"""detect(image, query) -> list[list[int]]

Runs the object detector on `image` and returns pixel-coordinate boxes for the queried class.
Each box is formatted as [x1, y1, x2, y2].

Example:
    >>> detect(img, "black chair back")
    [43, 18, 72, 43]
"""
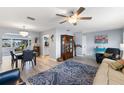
[10, 51, 15, 60]
[23, 50, 34, 62]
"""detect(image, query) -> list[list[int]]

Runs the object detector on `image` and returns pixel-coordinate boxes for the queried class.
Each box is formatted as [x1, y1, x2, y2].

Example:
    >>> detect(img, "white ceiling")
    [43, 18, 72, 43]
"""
[0, 7, 124, 33]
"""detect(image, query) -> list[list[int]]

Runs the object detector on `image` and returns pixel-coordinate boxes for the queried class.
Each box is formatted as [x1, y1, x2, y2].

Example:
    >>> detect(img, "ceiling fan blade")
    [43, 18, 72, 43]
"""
[56, 14, 67, 17]
[79, 17, 92, 20]
[76, 7, 85, 15]
[59, 20, 67, 24]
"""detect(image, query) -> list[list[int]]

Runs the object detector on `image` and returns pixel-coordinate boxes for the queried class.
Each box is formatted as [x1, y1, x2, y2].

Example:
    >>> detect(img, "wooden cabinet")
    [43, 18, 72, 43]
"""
[61, 35, 74, 60]
[33, 46, 40, 56]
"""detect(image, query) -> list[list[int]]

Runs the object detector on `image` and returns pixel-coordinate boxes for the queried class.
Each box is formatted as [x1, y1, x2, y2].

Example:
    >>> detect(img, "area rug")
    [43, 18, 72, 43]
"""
[27, 61, 98, 85]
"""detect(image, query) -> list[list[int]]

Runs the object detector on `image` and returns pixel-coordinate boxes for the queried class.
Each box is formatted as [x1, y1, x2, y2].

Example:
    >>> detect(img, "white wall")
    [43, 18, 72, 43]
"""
[123, 28, 124, 43]
[74, 32, 83, 56]
[40, 28, 123, 59]
[0, 31, 2, 63]
[42, 34, 50, 56]
[28, 31, 40, 49]
[40, 28, 56, 59]
[40, 28, 123, 58]
[86, 29, 123, 55]
[74, 32, 87, 56]
[40, 28, 74, 59]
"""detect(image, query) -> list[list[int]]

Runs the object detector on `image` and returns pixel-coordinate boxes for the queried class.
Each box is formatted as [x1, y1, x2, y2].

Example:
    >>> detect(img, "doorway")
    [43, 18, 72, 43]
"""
[42, 34, 50, 56]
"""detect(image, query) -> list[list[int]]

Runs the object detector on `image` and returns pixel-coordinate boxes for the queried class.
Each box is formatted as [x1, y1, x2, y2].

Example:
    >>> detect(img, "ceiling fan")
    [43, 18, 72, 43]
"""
[56, 7, 92, 25]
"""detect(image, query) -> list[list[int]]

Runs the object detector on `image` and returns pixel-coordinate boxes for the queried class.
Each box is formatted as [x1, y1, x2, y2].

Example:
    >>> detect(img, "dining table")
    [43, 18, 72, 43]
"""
[14, 51, 37, 68]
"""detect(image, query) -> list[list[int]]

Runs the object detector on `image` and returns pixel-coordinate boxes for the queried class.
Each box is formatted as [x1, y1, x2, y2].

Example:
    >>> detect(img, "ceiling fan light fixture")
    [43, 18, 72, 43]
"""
[56, 7, 91, 25]
[68, 17, 77, 24]
[68, 14, 78, 24]
[73, 14, 78, 18]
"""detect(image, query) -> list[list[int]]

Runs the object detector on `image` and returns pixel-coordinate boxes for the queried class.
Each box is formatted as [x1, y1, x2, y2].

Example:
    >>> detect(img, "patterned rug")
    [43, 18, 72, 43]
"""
[27, 61, 98, 85]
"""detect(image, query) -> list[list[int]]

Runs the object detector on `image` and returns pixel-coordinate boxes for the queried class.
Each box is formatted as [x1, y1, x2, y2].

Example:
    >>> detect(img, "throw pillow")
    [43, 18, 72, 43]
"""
[117, 59, 124, 65]
[104, 53, 113, 57]
[109, 61, 124, 70]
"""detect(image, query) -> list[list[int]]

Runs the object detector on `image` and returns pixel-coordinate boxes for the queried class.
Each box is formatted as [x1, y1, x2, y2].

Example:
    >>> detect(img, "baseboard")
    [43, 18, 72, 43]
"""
[40, 55, 57, 61]
[49, 57, 57, 61]
[76, 55, 84, 57]
[40, 55, 49, 58]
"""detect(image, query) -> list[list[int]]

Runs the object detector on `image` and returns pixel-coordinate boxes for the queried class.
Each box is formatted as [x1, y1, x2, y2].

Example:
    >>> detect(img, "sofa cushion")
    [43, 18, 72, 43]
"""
[107, 59, 124, 85]
[93, 60, 109, 85]
[117, 59, 124, 64]
[108, 66, 124, 84]
[103, 58, 117, 63]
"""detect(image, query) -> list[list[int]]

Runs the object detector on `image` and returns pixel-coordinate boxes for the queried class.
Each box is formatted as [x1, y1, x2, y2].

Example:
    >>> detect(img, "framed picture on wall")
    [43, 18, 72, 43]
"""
[95, 35, 108, 44]
[2, 39, 12, 47]
[44, 36, 49, 47]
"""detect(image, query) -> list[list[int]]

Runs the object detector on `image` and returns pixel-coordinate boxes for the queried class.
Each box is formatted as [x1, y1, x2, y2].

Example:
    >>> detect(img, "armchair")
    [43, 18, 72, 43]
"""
[96, 48, 121, 63]
[0, 69, 25, 85]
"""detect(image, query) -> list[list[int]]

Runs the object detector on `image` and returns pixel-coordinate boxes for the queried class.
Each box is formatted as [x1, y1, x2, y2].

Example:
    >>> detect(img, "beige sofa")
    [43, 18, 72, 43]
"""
[93, 58, 124, 85]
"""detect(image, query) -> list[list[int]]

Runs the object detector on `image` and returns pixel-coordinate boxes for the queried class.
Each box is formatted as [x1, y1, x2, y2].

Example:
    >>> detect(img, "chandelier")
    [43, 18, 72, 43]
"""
[19, 26, 29, 37]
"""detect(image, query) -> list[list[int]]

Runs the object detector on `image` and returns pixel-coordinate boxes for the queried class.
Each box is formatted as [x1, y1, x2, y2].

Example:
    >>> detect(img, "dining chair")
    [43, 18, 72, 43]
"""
[10, 51, 18, 68]
[22, 50, 35, 69]
[10, 51, 23, 68]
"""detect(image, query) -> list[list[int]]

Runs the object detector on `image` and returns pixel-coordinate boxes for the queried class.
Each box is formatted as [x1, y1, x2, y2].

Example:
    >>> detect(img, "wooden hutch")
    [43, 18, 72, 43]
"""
[61, 35, 74, 60]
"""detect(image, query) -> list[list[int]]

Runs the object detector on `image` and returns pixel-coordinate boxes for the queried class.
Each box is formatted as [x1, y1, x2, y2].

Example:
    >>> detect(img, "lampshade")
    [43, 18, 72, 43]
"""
[120, 44, 124, 50]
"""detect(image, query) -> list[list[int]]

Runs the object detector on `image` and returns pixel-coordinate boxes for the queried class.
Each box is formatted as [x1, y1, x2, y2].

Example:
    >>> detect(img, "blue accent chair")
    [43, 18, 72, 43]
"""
[0, 69, 25, 85]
